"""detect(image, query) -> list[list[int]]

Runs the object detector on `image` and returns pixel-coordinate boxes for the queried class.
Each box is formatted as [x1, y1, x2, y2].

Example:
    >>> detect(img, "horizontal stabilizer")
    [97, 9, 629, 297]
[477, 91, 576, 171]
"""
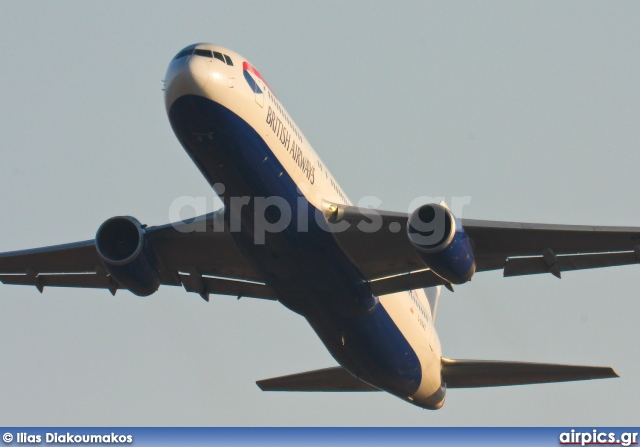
[441, 358, 618, 388]
[257, 367, 380, 392]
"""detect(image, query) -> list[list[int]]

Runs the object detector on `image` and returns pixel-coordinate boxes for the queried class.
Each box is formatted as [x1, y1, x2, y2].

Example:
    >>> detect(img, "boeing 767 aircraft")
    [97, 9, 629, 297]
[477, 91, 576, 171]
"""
[0, 43, 634, 409]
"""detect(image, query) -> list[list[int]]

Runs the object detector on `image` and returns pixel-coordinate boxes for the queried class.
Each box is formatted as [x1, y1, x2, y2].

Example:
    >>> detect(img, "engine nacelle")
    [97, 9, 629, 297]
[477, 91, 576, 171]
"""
[95, 216, 160, 297]
[407, 204, 475, 284]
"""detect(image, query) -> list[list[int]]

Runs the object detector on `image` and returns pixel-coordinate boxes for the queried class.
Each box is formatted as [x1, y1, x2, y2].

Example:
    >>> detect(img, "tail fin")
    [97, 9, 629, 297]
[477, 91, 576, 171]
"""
[424, 285, 441, 323]
[441, 358, 618, 388]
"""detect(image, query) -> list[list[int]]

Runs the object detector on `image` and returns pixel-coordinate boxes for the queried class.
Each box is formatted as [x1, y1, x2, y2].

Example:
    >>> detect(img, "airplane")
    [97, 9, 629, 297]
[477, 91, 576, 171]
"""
[0, 42, 636, 410]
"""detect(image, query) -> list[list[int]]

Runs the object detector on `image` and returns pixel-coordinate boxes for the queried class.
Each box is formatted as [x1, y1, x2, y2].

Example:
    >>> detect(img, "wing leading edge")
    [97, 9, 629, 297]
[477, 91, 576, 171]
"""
[0, 211, 276, 300]
[325, 204, 640, 294]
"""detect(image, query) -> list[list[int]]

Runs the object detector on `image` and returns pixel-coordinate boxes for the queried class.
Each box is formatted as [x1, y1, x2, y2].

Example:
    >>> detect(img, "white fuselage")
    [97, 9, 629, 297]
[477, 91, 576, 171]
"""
[164, 44, 443, 408]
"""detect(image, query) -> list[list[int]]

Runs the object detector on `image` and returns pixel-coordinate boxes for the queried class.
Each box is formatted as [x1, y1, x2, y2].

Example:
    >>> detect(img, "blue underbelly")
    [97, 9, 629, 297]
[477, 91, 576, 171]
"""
[168, 94, 422, 397]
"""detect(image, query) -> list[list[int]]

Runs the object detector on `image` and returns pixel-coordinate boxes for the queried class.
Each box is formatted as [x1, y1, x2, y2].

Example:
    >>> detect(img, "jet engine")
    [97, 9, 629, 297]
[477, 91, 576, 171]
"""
[95, 216, 160, 296]
[407, 204, 475, 284]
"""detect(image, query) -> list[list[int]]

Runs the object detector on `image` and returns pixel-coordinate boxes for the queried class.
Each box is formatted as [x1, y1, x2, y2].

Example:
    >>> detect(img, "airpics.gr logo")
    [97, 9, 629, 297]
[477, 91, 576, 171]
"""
[243, 61, 271, 95]
[559, 429, 638, 446]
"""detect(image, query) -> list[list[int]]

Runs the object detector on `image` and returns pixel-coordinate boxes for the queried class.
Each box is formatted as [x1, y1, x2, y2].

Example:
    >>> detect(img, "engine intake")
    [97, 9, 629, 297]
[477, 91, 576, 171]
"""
[95, 216, 160, 296]
[407, 204, 475, 284]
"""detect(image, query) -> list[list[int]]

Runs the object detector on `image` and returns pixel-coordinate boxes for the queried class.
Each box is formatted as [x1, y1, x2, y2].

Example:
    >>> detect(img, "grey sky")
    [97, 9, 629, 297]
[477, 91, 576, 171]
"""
[0, 1, 639, 426]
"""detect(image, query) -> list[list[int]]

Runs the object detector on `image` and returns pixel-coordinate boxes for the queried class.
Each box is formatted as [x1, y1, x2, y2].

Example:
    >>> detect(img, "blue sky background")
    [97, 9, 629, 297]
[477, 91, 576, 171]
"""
[0, 1, 639, 425]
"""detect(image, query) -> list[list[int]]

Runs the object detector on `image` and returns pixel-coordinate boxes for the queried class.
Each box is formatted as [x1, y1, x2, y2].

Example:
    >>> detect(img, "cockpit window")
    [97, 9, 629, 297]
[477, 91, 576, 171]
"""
[213, 51, 225, 63]
[194, 49, 213, 58]
[173, 45, 234, 66]
[173, 47, 195, 61]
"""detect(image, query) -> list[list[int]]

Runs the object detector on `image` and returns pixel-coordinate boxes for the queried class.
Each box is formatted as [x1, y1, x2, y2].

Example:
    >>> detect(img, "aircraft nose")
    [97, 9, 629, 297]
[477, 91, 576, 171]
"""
[164, 54, 210, 110]
[186, 55, 210, 89]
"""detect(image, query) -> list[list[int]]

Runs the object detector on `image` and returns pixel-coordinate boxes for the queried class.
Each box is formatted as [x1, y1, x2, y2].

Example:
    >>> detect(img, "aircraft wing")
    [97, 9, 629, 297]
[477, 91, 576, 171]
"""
[0, 211, 276, 300]
[326, 204, 640, 294]
[3, 204, 639, 298]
